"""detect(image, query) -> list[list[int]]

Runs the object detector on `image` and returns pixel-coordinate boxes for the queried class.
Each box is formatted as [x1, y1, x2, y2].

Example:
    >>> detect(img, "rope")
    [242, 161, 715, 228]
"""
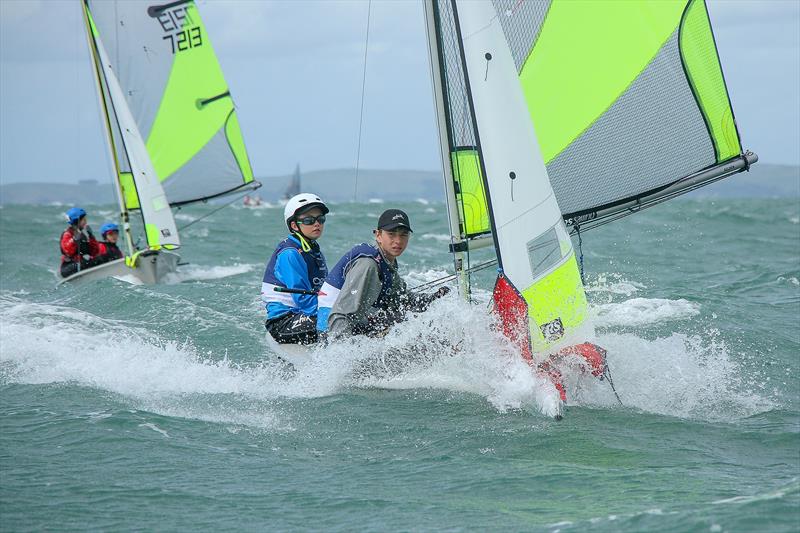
[353, 0, 372, 202]
[176, 191, 251, 232]
[603, 363, 623, 405]
[574, 222, 585, 284]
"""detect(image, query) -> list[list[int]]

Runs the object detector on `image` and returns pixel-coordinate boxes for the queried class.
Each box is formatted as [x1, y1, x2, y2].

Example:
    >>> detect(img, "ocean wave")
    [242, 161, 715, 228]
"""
[594, 297, 700, 327]
[420, 233, 452, 243]
[586, 273, 646, 296]
[162, 263, 256, 284]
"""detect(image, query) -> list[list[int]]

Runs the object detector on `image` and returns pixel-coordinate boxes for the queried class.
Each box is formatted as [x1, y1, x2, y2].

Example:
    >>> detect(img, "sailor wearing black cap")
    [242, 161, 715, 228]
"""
[316, 209, 449, 339]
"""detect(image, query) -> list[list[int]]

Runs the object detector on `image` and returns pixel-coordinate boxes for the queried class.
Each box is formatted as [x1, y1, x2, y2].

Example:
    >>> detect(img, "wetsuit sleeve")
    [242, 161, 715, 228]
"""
[328, 257, 383, 337]
[274, 249, 317, 315]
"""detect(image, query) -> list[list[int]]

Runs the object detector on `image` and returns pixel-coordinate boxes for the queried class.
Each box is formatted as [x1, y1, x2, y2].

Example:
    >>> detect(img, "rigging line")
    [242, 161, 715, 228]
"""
[603, 365, 623, 406]
[353, 0, 372, 202]
[574, 222, 585, 284]
[176, 191, 251, 232]
[410, 258, 498, 292]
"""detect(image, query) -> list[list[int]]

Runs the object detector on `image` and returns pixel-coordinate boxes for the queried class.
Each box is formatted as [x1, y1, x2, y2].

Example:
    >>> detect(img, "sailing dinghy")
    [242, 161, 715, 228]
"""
[423, 0, 756, 404]
[60, 0, 259, 286]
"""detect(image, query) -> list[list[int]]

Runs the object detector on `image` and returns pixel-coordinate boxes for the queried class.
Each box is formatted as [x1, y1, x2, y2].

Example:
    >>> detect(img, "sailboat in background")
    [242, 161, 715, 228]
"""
[423, 0, 756, 405]
[280, 163, 303, 205]
[60, 0, 260, 285]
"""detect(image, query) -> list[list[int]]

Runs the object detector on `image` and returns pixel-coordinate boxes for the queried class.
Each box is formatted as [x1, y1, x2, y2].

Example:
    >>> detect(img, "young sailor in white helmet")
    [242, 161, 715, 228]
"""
[317, 209, 449, 340]
[261, 193, 329, 344]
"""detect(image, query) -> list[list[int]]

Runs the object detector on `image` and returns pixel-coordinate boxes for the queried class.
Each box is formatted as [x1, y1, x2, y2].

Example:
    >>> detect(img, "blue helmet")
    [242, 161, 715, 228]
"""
[100, 222, 119, 236]
[66, 207, 86, 224]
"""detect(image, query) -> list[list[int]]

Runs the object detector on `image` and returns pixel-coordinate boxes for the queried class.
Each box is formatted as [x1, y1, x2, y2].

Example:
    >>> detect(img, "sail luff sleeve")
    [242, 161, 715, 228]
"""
[454, 0, 590, 353]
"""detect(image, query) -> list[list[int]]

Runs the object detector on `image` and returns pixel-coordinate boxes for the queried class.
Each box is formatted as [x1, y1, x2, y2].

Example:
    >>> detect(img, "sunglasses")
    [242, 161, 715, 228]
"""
[297, 214, 326, 226]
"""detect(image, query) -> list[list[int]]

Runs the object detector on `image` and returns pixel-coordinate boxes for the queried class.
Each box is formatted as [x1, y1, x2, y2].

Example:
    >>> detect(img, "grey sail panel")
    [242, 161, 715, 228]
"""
[547, 32, 716, 217]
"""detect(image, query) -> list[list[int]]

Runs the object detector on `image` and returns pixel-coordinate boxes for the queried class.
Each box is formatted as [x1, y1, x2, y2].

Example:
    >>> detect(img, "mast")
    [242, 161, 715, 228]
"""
[423, 0, 469, 298]
[81, 0, 134, 256]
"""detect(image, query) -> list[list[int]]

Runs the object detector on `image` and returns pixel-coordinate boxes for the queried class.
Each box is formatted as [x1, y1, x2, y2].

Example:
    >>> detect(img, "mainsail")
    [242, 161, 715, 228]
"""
[458, 0, 755, 231]
[426, 0, 589, 355]
[83, 0, 259, 224]
[424, 0, 755, 356]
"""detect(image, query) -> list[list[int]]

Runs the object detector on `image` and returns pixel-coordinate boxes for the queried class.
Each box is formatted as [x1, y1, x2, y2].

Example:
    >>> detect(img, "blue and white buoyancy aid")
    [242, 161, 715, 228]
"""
[316, 243, 394, 332]
[261, 235, 327, 319]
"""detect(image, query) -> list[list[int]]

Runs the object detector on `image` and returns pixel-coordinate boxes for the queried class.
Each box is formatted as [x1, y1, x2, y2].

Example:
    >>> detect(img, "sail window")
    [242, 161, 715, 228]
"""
[526, 222, 572, 281]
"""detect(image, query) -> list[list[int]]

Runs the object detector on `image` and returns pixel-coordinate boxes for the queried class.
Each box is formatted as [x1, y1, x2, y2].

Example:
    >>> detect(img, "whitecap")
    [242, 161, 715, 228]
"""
[594, 297, 700, 327]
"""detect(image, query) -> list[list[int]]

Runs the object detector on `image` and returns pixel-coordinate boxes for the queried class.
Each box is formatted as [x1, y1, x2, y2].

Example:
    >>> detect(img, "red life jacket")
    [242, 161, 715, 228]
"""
[60, 227, 100, 264]
[97, 241, 124, 260]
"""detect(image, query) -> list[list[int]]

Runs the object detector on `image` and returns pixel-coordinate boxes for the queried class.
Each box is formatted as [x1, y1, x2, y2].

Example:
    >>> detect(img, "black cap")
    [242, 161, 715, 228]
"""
[377, 209, 413, 232]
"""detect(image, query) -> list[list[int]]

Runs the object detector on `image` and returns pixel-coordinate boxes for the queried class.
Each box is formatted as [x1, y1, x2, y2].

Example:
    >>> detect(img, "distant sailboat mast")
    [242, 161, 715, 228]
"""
[283, 164, 302, 201]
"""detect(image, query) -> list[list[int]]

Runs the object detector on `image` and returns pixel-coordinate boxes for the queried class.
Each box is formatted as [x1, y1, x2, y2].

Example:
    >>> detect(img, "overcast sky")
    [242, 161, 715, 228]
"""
[1, 0, 798, 185]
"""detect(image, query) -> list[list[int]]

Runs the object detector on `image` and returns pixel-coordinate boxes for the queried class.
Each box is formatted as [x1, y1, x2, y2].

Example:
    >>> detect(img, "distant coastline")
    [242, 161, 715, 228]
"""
[1, 164, 797, 205]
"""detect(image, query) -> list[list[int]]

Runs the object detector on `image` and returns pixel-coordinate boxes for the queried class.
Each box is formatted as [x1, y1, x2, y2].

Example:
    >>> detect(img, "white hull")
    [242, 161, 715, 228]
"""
[56, 250, 180, 287]
[265, 334, 314, 368]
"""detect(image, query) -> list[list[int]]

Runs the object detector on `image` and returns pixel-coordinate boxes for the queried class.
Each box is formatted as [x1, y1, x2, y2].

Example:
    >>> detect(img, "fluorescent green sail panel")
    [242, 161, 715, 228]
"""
[521, 254, 588, 352]
[521, 0, 685, 164]
[119, 172, 140, 210]
[680, 0, 741, 161]
[146, 3, 232, 182]
[225, 112, 254, 183]
[451, 149, 490, 236]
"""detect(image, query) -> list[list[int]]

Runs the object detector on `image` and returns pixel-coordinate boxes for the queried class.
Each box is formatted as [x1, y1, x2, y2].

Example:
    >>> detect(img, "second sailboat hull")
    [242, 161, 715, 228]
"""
[56, 250, 180, 287]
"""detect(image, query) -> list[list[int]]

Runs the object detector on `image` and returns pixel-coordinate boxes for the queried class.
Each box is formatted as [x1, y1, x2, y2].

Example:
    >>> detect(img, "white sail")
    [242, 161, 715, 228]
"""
[426, 0, 590, 356]
[456, 0, 568, 293]
[92, 30, 180, 249]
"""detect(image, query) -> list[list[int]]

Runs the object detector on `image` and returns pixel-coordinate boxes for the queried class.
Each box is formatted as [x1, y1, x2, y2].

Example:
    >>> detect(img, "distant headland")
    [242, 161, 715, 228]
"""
[1, 164, 797, 205]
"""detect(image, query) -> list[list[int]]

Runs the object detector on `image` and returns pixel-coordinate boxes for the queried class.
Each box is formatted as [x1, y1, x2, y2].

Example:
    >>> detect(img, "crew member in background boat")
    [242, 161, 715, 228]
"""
[96, 222, 124, 263]
[59, 207, 102, 279]
[261, 193, 329, 344]
[317, 209, 449, 340]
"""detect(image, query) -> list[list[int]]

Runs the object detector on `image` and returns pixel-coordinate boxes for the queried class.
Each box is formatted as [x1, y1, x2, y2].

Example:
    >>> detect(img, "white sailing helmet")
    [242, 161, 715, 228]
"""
[284, 193, 329, 229]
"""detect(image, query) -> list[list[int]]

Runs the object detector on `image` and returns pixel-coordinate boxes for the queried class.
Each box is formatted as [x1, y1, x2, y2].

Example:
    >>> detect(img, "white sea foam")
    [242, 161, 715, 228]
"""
[290, 294, 564, 417]
[586, 273, 646, 297]
[184, 226, 209, 238]
[0, 279, 773, 427]
[584, 330, 772, 419]
[162, 263, 256, 284]
[594, 297, 700, 327]
[404, 268, 452, 288]
[0, 297, 289, 430]
[420, 233, 452, 243]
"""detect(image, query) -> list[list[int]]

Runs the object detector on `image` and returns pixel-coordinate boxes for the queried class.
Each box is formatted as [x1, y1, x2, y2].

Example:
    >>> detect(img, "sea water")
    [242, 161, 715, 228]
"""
[1, 198, 798, 531]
